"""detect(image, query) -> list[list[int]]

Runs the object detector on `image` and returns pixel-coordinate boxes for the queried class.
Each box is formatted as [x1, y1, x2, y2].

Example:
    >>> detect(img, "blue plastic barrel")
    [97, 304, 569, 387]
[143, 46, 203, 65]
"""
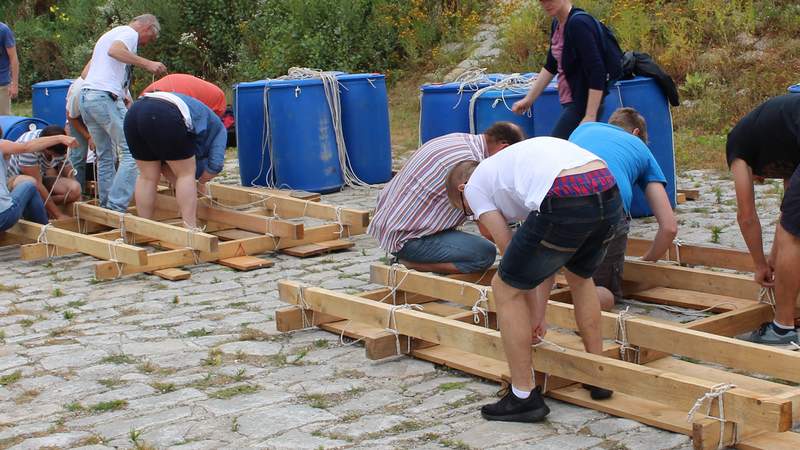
[788, 83, 800, 93]
[0, 116, 49, 141]
[419, 81, 493, 143]
[233, 80, 272, 186]
[32, 79, 73, 127]
[267, 78, 343, 193]
[531, 80, 561, 137]
[337, 73, 392, 184]
[470, 87, 535, 138]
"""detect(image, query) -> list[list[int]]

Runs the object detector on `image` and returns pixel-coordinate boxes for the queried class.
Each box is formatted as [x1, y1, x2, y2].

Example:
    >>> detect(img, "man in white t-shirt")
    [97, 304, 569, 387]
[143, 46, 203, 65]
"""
[446, 137, 623, 423]
[65, 75, 96, 194]
[79, 14, 166, 212]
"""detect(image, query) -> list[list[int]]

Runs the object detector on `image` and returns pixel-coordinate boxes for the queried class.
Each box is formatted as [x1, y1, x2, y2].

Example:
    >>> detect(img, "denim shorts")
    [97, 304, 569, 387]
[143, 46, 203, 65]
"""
[498, 186, 623, 290]
[781, 164, 800, 238]
[394, 229, 497, 274]
[591, 216, 630, 302]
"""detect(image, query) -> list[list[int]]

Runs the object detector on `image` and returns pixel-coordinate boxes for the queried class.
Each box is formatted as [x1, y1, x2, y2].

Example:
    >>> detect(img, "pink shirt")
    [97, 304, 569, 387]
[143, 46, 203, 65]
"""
[551, 22, 573, 104]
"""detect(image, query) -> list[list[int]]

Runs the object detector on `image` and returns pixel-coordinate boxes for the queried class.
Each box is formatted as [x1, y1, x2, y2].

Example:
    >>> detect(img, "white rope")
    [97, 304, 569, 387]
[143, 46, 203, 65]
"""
[106, 237, 126, 278]
[686, 383, 738, 449]
[384, 303, 424, 355]
[118, 213, 128, 243]
[621, 298, 737, 317]
[43, 148, 72, 209]
[184, 224, 206, 265]
[72, 202, 85, 234]
[334, 206, 346, 238]
[759, 287, 776, 314]
[468, 73, 534, 134]
[451, 68, 493, 110]
[36, 223, 54, 258]
[472, 287, 490, 328]
[296, 285, 315, 330]
[614, 307, 640, 363]
[377, 263, 411, 305]
[672, 238, 684, 265]
[532, 334, 568, 352]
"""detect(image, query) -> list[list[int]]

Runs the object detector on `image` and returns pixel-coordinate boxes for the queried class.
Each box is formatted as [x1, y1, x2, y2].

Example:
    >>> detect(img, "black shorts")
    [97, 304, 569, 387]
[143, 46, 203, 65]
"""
[780, 164, 800, 237]
[124, 97, 196, 162]
[591, 217, 630, 302]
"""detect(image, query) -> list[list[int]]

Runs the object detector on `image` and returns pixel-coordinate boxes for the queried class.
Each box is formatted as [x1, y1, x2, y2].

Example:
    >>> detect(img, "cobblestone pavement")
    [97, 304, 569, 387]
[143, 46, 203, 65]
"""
[0, 167, 787, 450]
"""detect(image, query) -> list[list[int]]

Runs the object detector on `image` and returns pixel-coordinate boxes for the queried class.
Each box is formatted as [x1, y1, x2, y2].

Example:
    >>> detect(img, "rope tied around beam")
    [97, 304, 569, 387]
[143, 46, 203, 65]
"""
[184, 223, 206, 265]
[118, 213, 129, 244]
[106, 238, 126, 278]
[378, 263, 410, 305]
[531, 334, 567, 353]
[686, 383, 739, 449]
[472, 287, 490, 328]
[334, 206, 348, 238]
[614, 306, 640, 364]
[671, 238, 684, 265]
[72, 202, 85, 234]
[36, 223, 55, 258]
[758, 287, 776, 314]
[384, 303, 424, 356]
[296, 284, 316, 330]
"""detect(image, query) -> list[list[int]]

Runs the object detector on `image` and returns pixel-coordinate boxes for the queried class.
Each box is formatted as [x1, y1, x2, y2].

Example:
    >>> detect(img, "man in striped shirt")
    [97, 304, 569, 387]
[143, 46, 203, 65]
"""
[368, 122, 524, 274]
[7, 126, 81, 220]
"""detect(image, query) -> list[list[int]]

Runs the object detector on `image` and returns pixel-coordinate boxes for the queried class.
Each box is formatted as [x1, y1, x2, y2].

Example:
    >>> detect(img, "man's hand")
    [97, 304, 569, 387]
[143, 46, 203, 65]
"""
[198, 170, 216, 184]
[87, 136, 96, 151]
[8, 82, 18, 99]
[511, 96, 534, 115]
[60, 135, 78, 148]
[532, 320, 548, 344]
[146, 61, 167, 76]
[754, 263, 774, 287]
[580, 114, 597, 125]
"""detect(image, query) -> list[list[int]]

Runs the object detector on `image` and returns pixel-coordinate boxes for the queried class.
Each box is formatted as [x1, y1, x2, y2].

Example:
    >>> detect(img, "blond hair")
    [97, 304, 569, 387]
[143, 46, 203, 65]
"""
[609, 107, 648, 143]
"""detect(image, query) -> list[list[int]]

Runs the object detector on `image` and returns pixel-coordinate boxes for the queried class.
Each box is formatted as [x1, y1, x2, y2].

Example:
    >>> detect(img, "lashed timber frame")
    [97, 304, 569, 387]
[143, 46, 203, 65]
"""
[276, 254, 800, 450]
[1, 185, 370, 280]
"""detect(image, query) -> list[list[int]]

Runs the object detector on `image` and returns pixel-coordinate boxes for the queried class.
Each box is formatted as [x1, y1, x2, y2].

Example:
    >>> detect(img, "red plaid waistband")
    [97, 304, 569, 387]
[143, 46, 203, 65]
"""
[547, 168, 616, 198]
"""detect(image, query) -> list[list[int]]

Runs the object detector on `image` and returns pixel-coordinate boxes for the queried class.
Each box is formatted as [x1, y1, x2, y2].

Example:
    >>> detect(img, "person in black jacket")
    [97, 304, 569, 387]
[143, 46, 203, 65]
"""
[512, 0, 608, 139]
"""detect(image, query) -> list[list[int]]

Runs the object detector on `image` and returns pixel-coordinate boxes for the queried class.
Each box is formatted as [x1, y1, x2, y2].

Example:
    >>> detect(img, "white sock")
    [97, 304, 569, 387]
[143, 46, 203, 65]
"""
[773, 320, 795, 331]
[511, 385, 531, 399]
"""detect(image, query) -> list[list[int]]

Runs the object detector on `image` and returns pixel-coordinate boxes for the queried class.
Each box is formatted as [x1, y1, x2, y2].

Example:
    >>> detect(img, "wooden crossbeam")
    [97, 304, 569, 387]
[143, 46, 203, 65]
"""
[205, 183, 370, 234]
[677, 188, 701, 201]
[8, 220, 147, 266]
[277, 280, 792, 432]
[627, 238, 754, 272]
[370, 265, 800, 383]
[76, 203, 218, 253]
[155, 194, 303, 239]
[622, 260, 759, 299]
[94, 223, 344, 279]
[20, 229, 155, 261]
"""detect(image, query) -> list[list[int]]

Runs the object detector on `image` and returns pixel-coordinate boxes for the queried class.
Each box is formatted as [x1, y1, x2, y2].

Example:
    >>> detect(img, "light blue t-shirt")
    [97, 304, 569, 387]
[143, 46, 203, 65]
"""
[569, 122, 666, 212]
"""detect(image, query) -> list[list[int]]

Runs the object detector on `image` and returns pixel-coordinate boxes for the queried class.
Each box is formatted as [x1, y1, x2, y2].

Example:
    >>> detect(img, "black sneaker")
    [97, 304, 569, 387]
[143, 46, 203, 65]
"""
[582, 384, 613, 400]
[480, 386, 550, 423]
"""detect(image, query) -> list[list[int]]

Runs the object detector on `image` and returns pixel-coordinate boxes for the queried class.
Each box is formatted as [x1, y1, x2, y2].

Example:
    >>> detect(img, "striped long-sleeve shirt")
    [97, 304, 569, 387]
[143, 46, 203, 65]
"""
[368, 133, 487, 253]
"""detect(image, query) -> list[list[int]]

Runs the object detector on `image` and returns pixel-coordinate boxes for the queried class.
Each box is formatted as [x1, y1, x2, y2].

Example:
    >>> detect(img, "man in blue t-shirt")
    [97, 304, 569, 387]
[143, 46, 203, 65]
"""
[570, 108, 677, 310]
[0, 22, 19, 115]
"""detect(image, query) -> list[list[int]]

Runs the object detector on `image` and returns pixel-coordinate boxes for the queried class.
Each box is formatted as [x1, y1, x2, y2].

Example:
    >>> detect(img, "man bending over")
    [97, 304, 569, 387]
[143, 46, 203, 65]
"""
[368, 122, 524, 274]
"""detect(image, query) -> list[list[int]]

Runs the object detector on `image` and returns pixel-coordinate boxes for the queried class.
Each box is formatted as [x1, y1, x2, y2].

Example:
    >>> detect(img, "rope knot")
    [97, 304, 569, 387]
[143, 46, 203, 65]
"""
[686, 383, 738, 449]
[472, 287, 490, 328]
[384, 303, 424, 355]
[615, 307, 640, 363]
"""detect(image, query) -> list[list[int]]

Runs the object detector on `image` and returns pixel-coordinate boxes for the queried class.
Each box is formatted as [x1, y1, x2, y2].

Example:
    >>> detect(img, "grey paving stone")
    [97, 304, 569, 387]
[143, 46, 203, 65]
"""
[328, 388, 401, 414]
[93, 406, 194, 439]
[127, 388, 207, 411]
[0, 421, 54, 440]
[326, 414, 410, 440]
[39, 348, 108, 370]
[608, 428, 691, 450]
[218, 340, 282, 356]
[407, 389, 474, 414]
[514, 435, 604, 450]
[81, 382, 157, 405]
[585, 417, 643, 437]
[166, 440, 226, 450]
[121, 339, 193, 356]
[451, 420, 554, 449]
[258, 429, 350, 449]
[236, 404, 337, 439]
[7, 432, 92, 450]
[198, 390, 292, 416]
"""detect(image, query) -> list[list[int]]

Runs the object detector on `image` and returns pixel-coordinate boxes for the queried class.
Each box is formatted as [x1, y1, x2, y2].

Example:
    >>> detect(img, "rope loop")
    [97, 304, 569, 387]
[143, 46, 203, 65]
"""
[384, 303, 424, 355]
[686, 383, 738, 449]
[472, 287, 490, 328]
[615, 307, 640, 364]
[758, 287, 776, 314]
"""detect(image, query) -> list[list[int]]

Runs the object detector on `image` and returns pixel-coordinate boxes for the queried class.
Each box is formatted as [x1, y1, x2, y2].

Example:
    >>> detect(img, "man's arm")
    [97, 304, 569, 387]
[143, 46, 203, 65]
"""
[476, 210, 513, 255]
[107, 41, 166, 75]
[512, 69, 555, 114]
[7, 45, 18, 98]
[0, 135, 77, 155]
[731, 158, 772, 286]
[68, 117, 95, 150]
[641, 182, 678, 261]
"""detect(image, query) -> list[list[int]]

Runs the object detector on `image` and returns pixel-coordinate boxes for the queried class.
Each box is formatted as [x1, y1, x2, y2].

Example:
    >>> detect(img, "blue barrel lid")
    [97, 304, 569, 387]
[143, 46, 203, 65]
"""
[32, 79, 74, 88]
[336, 73, 384, 81]
[788, 84, 800, 93]
[471, 87, 528, 100]
[420, 81, 495, 93]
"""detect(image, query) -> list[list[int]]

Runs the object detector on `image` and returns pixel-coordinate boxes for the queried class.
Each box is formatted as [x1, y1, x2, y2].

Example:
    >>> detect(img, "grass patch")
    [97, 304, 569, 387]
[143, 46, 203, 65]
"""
[0, 329, 5, 343]
[20, 318, 35, 327]
[440, 439, 472, 450]
[64, 402, 86, 412]
[313, 339, 330, 349]
[438, 382, 467, 392]
[63, 310, 76, 320]
[303, 393, 331, 409]
[151, 382, 176, 393]
[98, 378, 124, 388]
[90, 399, 128, 412]
[203, 348, 223, 366]
[0, 370, 22, 386]
[186, 328, 211, 337]
[66, 300, 86, 308]
[51, 287, 64, 297]
[102, 353, 136, 365]
[209, 384, 259, 399]
[239, 328, 274, 341]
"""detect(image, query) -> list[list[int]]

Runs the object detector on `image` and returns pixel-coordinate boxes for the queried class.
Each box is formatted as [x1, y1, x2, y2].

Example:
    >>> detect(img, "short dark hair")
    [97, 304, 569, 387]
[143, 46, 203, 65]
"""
[40, 125, 68, 155]
[445, 160, 479, 209]
[484, 121, 525, 146]
[608, 107, 648, 143]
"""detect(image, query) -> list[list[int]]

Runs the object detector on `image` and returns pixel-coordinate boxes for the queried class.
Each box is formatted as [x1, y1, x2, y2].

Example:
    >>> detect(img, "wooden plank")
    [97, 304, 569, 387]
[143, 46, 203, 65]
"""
[677, 192, 687, 204]
[94, 223, 346, 279]
[282, 239, 354, 257]
[206, 182, 370, 234]
[156, 193, 303, 239]
[213, 229, 261, 241]
[76, 203, 219, 253]
[278, 281, 792, 432]
[687, 304, 774, 337]
[678, 189, 701, 201]
[151, 268, 191, 281]
[217, 255, 273, 271]
[7, 220, 147, 266]
[413, 345, 508, 383]
[628, 287, 754, 312]
[626, 238, 755, 272]
[623, 260, 759, 299]
[735, 432, 800, 450]
[19, 229, 154, 260]
[209, 184, 321, 202]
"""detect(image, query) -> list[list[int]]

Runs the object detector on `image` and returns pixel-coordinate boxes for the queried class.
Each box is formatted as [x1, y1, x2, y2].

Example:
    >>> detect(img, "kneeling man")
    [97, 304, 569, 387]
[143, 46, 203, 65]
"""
[446, 136, 622, 422]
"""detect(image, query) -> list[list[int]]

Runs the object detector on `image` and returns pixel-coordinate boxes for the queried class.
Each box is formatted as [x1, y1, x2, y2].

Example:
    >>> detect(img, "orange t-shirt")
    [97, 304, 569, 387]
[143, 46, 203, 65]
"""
[141, 74, 226, 117]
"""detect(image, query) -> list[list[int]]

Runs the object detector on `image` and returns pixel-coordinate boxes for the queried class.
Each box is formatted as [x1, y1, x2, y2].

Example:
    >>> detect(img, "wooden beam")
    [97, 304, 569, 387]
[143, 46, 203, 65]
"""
[677, 188, 701, 201]
[627, 238, 754, 272]
[277, 281, 792, 432]
[7, 220, 147, 265]
[20, 229, 154, 260]
[623, 260, 759, 299]
[156, 193, 303, 239]
[370, 265, 800, 383]
[76, 203, 218, 253]
[94, 223, 344, 279]
[628, 287, 755, 312]
[205, 182, 370, 234]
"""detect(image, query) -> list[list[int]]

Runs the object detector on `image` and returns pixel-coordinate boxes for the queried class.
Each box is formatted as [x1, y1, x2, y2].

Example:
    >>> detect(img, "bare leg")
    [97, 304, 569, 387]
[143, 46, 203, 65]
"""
[596, 287, 615, 312]
[491, 273, 534, 391]
[773, 223, 800, 327]
[165, 157, 198, 229]
[564, 270, 603, 355]
[50, 178, 82, 205]
[134, 160, 162, 219]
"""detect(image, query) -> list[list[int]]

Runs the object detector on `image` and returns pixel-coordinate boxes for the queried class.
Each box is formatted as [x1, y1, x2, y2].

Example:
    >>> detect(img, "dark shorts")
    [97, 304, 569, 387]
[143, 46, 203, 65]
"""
[498, 186, 623, 290]
[124, 97, 196, 162]
[592, 216, 630, 302]
[780, 164, 800, 237]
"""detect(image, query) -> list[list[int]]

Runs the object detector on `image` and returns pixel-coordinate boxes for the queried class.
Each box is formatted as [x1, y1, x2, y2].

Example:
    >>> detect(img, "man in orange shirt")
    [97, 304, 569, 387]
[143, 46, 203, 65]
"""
[141, 73, 226, 117]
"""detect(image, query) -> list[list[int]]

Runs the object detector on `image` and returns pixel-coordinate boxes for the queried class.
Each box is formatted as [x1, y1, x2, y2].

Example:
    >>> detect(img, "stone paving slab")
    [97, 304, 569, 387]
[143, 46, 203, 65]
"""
[0, 169, 783, 449]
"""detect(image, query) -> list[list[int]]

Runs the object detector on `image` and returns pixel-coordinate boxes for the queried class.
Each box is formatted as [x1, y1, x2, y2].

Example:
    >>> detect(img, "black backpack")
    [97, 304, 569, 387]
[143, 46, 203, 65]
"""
[563, 11, 624, 86]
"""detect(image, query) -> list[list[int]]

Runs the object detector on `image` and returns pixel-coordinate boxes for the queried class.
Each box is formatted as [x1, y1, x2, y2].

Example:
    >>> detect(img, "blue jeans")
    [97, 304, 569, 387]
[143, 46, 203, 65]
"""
[0, 182, 49, 231]
[68, 126, 90, 193]
[499, 186, 623, 290]
[79, 89, 138, 211]
[394, 229, 497, 273]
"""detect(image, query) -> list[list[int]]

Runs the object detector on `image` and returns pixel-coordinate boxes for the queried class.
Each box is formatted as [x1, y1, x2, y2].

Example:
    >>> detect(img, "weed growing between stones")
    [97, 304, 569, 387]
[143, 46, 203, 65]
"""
[0, 329, 5, 343]
[63, 310, 76, 320]
[231, 416, 240, 432]
[64, 402, 85, 412]
[0, 370, 22, 386]
[438, 382, 467, 392]
[102, 353, 136, 365]
[0, 283, 18, 292]
[186, 328, 211, 337]
[99, 378, 124, 388]
[210, 384, 259, 399]
[203, 348, 223, 366]
[151, 382, 176, 393]
[51, 287, 64, 297]
[440, 439, 472, 450]
[709, 225, 724, 244]
[90, 399, 128, 412]
[66, 300, 86, 308]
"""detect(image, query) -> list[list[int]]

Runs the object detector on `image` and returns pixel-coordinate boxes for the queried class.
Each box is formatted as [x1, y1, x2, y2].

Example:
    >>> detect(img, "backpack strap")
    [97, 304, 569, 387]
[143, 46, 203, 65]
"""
[568, 11, 606, 54]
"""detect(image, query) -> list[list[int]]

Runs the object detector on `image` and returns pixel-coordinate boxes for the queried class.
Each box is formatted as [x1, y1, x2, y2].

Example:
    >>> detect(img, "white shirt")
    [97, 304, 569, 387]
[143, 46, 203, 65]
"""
[83, 25, 139, 97]
[65, 77, 85, 120]
[143, 92, 193, 131]
[465, 137, 601, 221]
